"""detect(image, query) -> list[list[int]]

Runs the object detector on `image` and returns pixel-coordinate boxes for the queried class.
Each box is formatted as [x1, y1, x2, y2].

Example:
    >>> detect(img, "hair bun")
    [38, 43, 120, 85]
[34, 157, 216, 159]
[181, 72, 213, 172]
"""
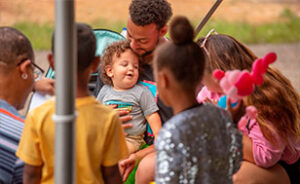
[170, 16, 194, 45]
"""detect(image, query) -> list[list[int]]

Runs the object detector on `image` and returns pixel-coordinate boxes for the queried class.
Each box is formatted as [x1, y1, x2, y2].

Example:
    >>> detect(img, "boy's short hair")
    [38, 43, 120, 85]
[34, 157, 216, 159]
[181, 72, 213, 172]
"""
[129, 0, 172, 29]
[0, 27, 34, 67]
[51, 23, 96, 71]
[100, 40, 137, 86]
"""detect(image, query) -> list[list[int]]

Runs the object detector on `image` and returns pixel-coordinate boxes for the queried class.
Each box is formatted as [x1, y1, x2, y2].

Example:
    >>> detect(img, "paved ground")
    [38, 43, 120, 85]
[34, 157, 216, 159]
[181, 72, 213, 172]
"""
[1, 0, 299, 26]
[248, 42, 300, 93]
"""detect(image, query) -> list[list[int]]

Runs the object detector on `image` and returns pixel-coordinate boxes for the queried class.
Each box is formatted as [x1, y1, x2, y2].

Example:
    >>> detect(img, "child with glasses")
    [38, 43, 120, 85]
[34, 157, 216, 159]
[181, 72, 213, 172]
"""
[153, 16, 242, 184]
[97, 40, 162, 154]
[197, 33, 300, 184]
[16, 23, 128, 184]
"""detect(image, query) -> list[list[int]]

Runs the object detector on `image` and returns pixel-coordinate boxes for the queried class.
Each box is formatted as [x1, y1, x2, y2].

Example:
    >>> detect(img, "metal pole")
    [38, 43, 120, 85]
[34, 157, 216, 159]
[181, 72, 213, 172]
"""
[194, 0, 223, 36]
[53, 0, 77, 183]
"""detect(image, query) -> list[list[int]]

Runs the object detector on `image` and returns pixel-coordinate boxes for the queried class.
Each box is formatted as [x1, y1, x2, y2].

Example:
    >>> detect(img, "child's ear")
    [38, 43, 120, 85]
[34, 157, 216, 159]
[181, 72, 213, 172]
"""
[105, 65, 113, 78]
[47, 53, 55, 70]
[159, 71, 169, 89]
[159, 25, 168, 37]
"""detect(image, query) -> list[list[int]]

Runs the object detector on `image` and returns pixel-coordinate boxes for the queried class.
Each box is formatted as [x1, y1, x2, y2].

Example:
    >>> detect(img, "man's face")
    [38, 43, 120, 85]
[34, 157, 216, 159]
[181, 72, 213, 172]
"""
[126, 18, 160, 57]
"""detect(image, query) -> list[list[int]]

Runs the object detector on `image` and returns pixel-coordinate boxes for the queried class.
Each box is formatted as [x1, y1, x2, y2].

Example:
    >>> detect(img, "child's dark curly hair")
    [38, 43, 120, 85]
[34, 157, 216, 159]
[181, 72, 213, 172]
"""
[100, 40, 138, 85]
[129, 0, 172, 29]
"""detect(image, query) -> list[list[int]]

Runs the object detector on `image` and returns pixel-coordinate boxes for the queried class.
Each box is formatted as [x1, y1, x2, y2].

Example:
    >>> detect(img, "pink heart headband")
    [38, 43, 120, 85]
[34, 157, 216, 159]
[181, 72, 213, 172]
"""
[213, 52, 277, 102]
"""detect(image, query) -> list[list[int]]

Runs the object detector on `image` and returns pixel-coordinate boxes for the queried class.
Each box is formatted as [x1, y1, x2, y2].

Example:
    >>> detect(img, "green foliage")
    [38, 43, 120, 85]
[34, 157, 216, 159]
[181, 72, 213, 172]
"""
[13, 22, 53, 50]
[12, 19, 126, 50]
[12, 9, 300, 50]
[195, 9, 300, 44]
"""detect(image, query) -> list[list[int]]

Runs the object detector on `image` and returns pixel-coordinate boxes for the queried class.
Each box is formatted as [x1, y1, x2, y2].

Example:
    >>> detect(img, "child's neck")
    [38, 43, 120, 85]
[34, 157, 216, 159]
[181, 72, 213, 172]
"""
[112, 87, 127, 92]
[170, 91, 198, 115]
[112, 84, 134, 92]
[76, 76, 90, 98]
[76, 87, 90, 98]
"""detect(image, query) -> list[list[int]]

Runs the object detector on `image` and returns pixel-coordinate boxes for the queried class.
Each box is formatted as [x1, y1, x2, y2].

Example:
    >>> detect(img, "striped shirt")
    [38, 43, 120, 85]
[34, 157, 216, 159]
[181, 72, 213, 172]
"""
[0, 100, 24, 184]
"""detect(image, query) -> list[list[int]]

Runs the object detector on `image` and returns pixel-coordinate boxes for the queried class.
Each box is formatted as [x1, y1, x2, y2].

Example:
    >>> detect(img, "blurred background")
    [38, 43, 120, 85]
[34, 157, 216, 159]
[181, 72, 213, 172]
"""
[0, 0, 299, 92]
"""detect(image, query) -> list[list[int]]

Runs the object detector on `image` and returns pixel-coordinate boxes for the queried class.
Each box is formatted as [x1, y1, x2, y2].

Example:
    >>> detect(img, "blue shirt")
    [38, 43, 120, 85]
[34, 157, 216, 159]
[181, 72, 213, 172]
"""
[0, 100, 24, 184]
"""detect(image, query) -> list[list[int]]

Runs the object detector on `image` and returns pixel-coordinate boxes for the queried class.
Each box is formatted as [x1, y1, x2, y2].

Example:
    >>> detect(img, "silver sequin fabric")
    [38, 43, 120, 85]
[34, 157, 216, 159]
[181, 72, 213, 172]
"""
[155, 103, 242, 184]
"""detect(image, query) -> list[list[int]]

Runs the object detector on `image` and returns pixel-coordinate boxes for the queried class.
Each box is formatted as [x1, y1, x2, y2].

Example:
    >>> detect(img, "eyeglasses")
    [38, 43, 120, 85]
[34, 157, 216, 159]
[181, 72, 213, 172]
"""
[200, 28, 218, 57]
[17, 58, 45, 81]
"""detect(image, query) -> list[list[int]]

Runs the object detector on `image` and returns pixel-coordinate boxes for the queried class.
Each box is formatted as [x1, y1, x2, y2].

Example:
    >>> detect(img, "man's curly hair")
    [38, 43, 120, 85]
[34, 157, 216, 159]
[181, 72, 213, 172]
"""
[101, 40, 138, 86]
[129, 0, 172, 29]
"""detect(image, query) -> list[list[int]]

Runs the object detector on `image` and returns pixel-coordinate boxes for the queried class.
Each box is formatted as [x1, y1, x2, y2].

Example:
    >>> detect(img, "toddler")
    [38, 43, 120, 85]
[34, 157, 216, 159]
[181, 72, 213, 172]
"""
[97, 40, 162, 154]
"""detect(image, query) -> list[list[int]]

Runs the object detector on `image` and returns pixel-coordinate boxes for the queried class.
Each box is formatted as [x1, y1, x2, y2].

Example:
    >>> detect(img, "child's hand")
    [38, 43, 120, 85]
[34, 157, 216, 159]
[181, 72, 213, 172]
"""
[226, 98, 245, 124]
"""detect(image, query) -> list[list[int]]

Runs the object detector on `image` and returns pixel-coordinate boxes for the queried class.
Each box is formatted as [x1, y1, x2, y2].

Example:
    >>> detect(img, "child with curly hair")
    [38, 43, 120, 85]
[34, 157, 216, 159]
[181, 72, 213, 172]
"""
[97, 40, 162, 154]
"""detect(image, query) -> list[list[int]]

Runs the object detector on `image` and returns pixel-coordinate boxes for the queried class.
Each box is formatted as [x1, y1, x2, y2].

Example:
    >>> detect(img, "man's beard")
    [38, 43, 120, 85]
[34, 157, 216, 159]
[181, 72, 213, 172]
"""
[137, 36, 160, 59]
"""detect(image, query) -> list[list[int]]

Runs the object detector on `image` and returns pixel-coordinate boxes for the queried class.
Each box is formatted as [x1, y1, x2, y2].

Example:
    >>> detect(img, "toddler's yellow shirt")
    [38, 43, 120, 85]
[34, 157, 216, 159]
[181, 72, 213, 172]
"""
[17, 96, 128, 184]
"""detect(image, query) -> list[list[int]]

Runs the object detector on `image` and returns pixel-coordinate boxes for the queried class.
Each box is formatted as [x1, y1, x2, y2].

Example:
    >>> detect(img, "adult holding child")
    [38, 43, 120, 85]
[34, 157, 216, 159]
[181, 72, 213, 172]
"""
[197, 33, 300, 184]
[94, 0, 174, 183]
[95, 0, 173, 123]
[0, 27, 42, 183]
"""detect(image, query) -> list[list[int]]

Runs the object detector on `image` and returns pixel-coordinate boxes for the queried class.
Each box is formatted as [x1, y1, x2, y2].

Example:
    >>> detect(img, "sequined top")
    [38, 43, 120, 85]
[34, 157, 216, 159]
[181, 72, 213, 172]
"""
[155, 103, 242, 184]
